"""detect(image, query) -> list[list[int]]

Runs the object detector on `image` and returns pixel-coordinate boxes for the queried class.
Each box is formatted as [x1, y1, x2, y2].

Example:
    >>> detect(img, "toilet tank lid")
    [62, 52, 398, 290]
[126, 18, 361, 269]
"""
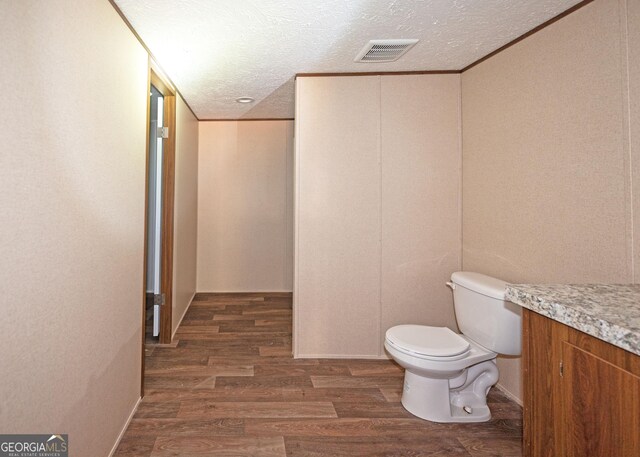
[451, 272, 507, 300]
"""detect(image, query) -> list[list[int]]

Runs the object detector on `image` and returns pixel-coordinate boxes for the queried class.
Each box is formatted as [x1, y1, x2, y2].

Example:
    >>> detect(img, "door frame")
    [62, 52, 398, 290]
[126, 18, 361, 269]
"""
[141, 62, 177, 394]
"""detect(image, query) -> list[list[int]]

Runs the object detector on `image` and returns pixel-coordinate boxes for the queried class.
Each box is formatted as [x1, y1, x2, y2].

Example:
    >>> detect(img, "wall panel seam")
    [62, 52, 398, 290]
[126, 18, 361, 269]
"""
[378, 76, 383, 357]
[620, 0, 635, 281]
[293, 81, 301, 357]
[283, 124, 288, 290]
[458, 74, 464, 271]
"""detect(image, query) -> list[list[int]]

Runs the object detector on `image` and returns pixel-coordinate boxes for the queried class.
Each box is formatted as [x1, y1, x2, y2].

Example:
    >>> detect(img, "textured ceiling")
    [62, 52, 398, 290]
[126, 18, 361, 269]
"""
[114, 0, 582, 119]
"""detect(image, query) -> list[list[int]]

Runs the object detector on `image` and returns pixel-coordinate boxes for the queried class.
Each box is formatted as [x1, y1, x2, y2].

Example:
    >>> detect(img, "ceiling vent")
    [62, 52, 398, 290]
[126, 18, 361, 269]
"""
[354, 39, 419, 63]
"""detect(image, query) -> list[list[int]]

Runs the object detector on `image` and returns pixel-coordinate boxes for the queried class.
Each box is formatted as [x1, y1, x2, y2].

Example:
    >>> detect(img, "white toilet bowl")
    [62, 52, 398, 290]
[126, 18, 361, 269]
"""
[384, 272, 522, 423]
[385, 325, 498, 423]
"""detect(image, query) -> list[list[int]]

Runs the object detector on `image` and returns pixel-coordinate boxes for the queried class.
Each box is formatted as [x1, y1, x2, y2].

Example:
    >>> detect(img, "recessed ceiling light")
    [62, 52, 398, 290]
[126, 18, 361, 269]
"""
[236, 97, 255, 104]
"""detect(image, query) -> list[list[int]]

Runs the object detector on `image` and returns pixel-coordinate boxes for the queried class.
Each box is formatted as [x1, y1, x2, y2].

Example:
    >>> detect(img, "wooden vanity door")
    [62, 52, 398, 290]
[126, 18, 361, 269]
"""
[561, 341, 640, 457]
[523, 310, 640, 457]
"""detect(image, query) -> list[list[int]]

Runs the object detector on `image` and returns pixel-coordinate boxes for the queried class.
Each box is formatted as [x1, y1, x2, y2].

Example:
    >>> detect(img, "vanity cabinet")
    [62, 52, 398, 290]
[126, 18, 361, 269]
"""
[522, 309, 640, 457]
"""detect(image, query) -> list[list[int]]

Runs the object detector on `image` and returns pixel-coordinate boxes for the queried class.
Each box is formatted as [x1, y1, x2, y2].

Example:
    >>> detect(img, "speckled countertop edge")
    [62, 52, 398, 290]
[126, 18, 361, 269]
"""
[505, 284, 640, 357]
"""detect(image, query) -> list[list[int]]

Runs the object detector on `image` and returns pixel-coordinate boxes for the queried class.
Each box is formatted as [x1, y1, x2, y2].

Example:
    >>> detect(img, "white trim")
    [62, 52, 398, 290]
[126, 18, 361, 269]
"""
[171, 292, 196, 340]
[495, 382, 523, 406]
[108, 396, 141, 457]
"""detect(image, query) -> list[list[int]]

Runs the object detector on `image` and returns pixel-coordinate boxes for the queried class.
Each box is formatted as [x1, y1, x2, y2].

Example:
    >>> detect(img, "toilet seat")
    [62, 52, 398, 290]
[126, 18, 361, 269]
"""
[386, 325, 470, 361]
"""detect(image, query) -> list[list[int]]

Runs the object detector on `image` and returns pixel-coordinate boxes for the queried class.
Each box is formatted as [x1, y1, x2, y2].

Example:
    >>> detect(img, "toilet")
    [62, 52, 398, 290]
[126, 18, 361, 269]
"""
[384, 272, 522, 423]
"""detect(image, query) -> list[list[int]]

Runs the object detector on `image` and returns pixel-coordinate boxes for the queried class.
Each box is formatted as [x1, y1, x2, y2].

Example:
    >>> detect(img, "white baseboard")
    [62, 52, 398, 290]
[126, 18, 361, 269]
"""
[108, 396, 141, 457]
[496, 382, 523, 406]
[172, 292, 196, 340]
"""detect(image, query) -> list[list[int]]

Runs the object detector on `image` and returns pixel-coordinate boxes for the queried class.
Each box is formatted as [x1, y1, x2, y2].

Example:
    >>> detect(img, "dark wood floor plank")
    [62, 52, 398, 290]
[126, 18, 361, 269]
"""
[332, 401, 413, 418]
[216, 375, 313, 388]
[283, 436, 472, 457]
[144, 375, 216, 390]
[123, 418, 244, 437]
[218, 325, 293, 334]
[151, 436, 286, 456]
[151, 436, 287, 457]
[242, 309, 292, 317]
[310, 375, 403, 389]
[175, 341, 263, 353]
[144, 387, 286, 403]
[379, 387, 402, 402]
[177, 332, 290, 341]
[259, 346, 293, 357]
[254, 364, 351, 377]
[144, 386, 388, 404]
[180, 319, 224, 326]
[348, 361, 404, 376]
[178, 401, 337, 419]
[146, 364, 254, 377]
[224, 302, 292, 311]
[134, 401, 181, 418]
[245, 417, 454, 437]
[186, 302, 228, 309]
[144, 356, 210, 370]
[256, 318, 294, 327]
[149, 347, 259, 358]
[207, 356, 318, 366]
[113, 435, 157, 457]
[213, 313, 290, 321]
[175, 325, 220, 334]
[458, 436, 523, 457]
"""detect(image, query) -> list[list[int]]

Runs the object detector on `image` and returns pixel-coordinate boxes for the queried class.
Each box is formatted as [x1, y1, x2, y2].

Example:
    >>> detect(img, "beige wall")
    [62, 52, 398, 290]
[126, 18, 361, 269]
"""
[461, 0, 638, 401]
[380, 75, 462, 353]
[295, 76, 383, 357]
[197, 121, 294, 292]
[0, 1, 148, 455]
[172, 97, 199, 334]
[295, 75, 461, 357]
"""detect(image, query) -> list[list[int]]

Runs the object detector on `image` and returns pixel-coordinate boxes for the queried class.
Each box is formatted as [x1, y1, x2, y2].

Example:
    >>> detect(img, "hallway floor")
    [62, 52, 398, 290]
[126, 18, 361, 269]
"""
[114, 293, 522, 456]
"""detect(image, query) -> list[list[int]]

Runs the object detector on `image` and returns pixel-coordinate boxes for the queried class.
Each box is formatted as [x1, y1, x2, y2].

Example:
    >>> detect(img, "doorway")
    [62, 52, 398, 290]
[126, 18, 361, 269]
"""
[142, 66, 177, 393]
[146, 84, 164, 342]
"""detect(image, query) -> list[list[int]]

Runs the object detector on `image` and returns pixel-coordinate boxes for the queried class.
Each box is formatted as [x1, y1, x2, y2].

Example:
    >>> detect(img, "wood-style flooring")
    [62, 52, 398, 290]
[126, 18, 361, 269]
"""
[115, 293, 523, 456]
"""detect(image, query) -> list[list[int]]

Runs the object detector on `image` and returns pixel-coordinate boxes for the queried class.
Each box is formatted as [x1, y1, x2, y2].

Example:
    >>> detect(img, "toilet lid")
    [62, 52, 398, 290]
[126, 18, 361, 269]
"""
[386, 325, 470, 357]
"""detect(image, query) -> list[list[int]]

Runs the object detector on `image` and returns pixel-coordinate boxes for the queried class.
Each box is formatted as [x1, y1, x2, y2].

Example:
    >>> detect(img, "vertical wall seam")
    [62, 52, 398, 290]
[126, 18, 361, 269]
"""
[293, 80, 300, 357]
[195, 121, 200, 292]
[458, 74, 464, 271]
[619, 0, 634, 281]
[282, 123, 288, 290]
[378, 76, 383, 356]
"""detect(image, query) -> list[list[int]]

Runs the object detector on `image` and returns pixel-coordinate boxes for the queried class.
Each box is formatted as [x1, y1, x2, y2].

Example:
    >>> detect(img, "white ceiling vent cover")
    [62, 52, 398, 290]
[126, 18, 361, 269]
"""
[354, 39, 419, 63]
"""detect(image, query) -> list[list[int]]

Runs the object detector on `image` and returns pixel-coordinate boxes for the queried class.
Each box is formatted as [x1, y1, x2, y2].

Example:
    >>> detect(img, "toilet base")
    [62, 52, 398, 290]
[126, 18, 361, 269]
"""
[400, 363, 496, 423]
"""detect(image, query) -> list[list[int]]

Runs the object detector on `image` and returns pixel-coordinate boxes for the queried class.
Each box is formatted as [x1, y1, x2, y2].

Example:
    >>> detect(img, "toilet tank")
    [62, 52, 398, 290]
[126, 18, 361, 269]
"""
[449, 272, 522, 356]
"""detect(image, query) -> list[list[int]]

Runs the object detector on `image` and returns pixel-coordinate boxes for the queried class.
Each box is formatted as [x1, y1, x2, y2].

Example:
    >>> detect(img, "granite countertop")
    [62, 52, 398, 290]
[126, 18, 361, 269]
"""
[505, 284, 640, 357]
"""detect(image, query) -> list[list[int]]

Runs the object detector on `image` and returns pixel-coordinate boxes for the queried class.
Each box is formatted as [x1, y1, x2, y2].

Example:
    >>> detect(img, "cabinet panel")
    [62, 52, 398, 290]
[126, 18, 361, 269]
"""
[562, 342, 640, 457]
[523, 309, 640, 457]
[523, 309, 562, 457]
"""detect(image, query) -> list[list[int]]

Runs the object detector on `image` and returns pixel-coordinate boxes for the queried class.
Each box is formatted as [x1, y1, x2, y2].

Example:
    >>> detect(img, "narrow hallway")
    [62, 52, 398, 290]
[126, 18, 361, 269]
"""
[114, 294, 522, 456]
